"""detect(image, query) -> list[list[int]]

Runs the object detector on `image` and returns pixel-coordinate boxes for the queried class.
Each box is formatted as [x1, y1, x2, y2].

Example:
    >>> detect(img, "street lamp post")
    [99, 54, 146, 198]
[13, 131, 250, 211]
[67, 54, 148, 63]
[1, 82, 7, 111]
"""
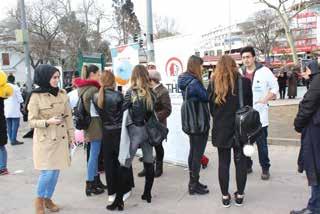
[146, 0, 155, 63]
[19, 0, 32, 92]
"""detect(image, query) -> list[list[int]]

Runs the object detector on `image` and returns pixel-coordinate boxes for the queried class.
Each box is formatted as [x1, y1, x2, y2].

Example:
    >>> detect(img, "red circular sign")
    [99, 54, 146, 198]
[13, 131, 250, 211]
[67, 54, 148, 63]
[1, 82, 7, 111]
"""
[165, 57, 184, 77]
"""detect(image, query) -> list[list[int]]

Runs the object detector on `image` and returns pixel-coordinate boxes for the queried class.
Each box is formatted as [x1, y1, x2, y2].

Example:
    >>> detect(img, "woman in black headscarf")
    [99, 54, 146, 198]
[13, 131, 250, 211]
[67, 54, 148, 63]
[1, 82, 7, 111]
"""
[28, 65, 74, 214]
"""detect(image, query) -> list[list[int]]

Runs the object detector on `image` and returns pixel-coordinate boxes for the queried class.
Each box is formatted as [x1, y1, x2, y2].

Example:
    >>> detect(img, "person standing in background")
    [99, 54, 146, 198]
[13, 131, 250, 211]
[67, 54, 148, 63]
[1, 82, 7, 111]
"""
[277, 71, 287, 99]
[138, 65, 172, 178]
[4, 74, 24, 145]
[0, 71, 13, 176]
[288, 70, 298, 99]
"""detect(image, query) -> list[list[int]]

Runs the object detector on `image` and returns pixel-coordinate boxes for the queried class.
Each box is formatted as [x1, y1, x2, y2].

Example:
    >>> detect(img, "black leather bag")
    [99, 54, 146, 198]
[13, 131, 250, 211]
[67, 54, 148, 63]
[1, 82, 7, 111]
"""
[181, 80, 210, 135]
[146, 112, 169, 146]
[74, 90, 91, 130]
[235, 77, 262, 146]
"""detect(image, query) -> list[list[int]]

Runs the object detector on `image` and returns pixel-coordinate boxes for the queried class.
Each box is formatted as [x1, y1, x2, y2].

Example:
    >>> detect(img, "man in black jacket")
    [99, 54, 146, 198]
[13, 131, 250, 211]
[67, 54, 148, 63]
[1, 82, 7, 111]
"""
[291, 60, 320, 214]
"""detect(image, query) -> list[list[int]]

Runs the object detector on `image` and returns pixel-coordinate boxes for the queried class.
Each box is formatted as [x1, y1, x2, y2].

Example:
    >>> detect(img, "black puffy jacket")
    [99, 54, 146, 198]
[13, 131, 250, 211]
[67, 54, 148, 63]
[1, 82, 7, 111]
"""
[123, 89, 154, 126]
[93, 89, 124, 130]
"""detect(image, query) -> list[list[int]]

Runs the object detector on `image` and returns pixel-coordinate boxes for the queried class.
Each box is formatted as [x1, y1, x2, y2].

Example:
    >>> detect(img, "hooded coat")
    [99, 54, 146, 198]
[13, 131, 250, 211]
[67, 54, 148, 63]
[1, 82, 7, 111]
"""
[294, 60, 320, 186]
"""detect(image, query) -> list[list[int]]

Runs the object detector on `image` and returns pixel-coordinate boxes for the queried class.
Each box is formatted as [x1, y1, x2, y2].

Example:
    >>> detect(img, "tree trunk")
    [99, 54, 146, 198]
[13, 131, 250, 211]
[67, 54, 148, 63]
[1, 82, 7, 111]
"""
[278, 9, 298, 64]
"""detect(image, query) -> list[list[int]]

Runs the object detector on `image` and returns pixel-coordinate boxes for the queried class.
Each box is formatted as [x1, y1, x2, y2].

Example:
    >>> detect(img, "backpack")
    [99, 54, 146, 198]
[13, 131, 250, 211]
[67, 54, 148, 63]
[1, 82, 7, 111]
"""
[74, 89, 91, 130]
[235, 77, 262, 146]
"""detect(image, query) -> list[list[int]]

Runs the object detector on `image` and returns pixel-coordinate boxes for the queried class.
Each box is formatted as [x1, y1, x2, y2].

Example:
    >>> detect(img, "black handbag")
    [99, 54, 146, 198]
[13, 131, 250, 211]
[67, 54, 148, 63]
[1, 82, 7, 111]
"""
[74, 89, 91, 130]
[181, 80, 210, 135]
[146, 112, 169, 146]
[235, 77, 262, 146]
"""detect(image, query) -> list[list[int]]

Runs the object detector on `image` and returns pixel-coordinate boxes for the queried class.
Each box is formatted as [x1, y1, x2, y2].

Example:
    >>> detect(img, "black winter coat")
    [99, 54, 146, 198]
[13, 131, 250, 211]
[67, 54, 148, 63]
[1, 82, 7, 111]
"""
[93, 88, 124, 131]
[0, 98, 8, 146]
[208, 76, 252, 148]
[294, 72, 320, 186]
[123, 89, 154, 126]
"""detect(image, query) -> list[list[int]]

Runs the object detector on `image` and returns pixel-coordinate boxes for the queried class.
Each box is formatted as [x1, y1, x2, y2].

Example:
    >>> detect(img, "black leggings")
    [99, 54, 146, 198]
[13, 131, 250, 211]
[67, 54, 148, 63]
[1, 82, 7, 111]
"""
[188, 134, 208, 178]
[154, 144, 164, 162]
[279, 87, 286, 99]
[102, 129, 121, 195]
[217, 147, 247, 196]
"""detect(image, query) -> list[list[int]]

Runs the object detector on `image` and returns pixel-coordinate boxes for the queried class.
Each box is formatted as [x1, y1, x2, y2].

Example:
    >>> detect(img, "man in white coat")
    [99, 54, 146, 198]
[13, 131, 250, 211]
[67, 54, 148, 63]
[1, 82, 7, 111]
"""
[4, 74, 24, 145]
[239, 46, 279, 180]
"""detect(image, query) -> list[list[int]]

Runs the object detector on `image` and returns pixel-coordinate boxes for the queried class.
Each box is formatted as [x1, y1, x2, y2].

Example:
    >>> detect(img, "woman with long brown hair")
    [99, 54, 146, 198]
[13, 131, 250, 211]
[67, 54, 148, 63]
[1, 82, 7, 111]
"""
[106, 64, 155, 211]
[74, 65, 105, 196]
[178, 55, 210, 195]
[207, 55, 252, 208]
[93, 70, 130, 203]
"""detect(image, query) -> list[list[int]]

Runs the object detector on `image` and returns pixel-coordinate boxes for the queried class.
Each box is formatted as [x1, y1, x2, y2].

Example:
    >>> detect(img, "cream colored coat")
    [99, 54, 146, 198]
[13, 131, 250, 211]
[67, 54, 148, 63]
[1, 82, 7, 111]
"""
[28, 90, 74, 170]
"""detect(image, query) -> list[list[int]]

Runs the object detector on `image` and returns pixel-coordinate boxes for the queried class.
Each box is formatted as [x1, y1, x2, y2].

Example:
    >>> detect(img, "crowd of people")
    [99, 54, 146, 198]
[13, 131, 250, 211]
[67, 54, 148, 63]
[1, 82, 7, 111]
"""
[0, 46, 319, 214]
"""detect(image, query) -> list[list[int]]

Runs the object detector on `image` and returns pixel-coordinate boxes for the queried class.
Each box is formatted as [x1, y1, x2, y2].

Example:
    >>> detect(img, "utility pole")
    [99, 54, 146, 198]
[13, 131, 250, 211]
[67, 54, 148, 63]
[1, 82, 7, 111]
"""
[146, 0, 155, 63]
[19, 0, 32, 92]
[228, 0, 232, 54]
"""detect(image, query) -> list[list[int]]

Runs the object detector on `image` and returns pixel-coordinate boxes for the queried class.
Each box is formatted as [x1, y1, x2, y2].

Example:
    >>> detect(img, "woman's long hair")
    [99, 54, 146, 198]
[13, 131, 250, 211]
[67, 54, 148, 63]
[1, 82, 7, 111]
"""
[97, 70, 116, 109]
[130, 64, 153, 110]
[187, 55, 204, 83]
[81, 64, 99, 79]
[212, 55, 238, 105]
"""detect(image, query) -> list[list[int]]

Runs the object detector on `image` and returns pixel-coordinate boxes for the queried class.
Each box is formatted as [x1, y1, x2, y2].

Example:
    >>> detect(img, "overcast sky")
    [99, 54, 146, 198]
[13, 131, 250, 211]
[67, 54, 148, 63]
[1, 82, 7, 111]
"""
[0, 0, 268, 35]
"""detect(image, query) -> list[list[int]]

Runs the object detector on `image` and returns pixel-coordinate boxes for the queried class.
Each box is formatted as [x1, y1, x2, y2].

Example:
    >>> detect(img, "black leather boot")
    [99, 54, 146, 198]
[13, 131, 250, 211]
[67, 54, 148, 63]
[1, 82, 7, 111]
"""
[141, 163, 154, 203]
[188, 175, 209, 195]
[155, 161, 163, 178]
[106, 195, 124, 211]
[85, 181, 104, 196]
[137, 168, 146, 177]
[189, 172, 207, 190]
[94, 175, 107, 189]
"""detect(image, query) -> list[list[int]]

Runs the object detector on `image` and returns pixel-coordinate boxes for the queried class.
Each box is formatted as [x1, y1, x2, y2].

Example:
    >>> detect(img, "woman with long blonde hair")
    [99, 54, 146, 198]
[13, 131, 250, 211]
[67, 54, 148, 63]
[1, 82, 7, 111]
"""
[208, 55, 252, 208]
[106, 64, 155, 211]
[178, 55, 210, 195]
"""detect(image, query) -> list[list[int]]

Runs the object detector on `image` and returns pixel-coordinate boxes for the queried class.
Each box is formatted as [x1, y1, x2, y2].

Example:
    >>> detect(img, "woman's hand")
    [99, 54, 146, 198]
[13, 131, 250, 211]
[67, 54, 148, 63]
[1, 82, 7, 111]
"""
[46, 117, 63, 125]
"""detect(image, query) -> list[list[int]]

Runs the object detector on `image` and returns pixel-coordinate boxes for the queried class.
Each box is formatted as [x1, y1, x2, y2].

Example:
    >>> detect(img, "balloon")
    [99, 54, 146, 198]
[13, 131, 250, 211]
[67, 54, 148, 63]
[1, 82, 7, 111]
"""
[0, 71, 7, 87]
[243, 144, 255, 157]
[0, 83, 13, 99]
[74, 129, 84, 143]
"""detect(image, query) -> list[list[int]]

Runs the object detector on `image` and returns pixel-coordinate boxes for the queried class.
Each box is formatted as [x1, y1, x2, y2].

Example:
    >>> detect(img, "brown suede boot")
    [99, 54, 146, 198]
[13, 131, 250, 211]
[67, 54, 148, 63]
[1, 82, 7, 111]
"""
[44, 198, 60, 212]
[34, 197, 45, 214]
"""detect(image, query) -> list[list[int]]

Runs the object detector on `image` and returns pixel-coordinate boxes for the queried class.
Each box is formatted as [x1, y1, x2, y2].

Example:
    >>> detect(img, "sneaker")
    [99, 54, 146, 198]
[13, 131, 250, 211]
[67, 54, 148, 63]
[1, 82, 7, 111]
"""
[108, 194, 116, 202]
[11, 140, 24, 146]
[234, 192, 244, 206]
[0, 168, 9, 176]
[290, 208, 313, 214]
[222, 194, 231, 208]
[261, 169, 270, 180]
[123, 190, 131, 202]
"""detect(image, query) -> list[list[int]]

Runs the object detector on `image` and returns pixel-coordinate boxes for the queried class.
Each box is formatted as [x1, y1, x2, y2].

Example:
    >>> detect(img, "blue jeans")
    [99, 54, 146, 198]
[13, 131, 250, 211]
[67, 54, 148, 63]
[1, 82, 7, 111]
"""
[87, 140, 101, 181]
[256, 126, 270, 170]
[37, 170, 60, 198]
[6, 118, 20, 143]
[0, 146, 7, 170]
[307, 185, 320, 213]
